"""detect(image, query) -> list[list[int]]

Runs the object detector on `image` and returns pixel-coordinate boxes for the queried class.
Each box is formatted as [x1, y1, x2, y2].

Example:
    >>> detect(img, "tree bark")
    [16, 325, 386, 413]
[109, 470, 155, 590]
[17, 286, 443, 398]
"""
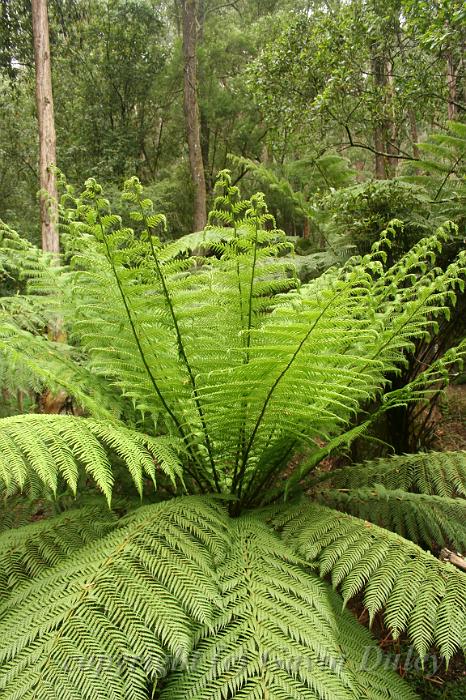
[181, 0, 207, 231]
[446, 50, 458, 121]
[32, 0, 59, 254]
[371, 51, 388, 179]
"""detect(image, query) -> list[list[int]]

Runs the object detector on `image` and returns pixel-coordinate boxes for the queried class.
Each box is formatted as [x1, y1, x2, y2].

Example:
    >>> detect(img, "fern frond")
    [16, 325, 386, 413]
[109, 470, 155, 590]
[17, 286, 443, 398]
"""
[0, 415, 183, 501]
[0, 504, 116, 592]
[315, 486, 466, 551]
[0, 497, 228, 700]
[161, 516, 416, 699]
[272, 502, 466, 661]
[320, 451, 466, 498]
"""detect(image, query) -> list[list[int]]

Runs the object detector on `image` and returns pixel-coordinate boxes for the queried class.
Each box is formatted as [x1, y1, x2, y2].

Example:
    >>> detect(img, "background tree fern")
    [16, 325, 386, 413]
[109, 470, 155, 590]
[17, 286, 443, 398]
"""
[0, 172, 464, 698]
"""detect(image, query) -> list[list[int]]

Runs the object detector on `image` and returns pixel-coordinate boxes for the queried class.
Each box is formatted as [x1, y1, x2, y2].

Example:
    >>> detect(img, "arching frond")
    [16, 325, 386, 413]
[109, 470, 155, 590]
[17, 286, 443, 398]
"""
[0, 497, 228, 700]
[0, 504, 116, 592]
[318, 450, 466, 498]
[0, 415, 183, 501]
[161, 516, 416, 699]
[315, 486, 466, 551]
[272, 503, 466, 661]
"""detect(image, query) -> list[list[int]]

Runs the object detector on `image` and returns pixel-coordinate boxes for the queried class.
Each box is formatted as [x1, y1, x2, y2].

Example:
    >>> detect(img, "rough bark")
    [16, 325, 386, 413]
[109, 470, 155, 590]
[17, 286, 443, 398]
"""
[181, 0, 207, 231]
[32, 0, 59, 254]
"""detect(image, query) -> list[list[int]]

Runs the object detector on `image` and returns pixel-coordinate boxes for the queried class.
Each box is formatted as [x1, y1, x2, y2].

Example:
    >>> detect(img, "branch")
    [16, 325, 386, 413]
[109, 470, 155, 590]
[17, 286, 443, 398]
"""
[205, 2, 241, 17]
[440, 548, 466, 572]
[343, 125, 418, 162]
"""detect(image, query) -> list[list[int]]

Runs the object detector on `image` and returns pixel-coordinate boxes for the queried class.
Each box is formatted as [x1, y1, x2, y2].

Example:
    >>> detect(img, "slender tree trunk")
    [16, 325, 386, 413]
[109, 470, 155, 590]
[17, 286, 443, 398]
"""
[409, 110, 420, 160]
[446, 50, 457, 121]
[181, 0, 207, 231]
[385, 59, 399, 176]
[371, 50, 387, 179]
[32, 0, 59, 254]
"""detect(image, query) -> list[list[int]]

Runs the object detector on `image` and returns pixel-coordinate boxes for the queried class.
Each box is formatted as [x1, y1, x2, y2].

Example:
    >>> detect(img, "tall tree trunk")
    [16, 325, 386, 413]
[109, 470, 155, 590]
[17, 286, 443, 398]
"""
[181, 0, 207, 231]
[32, 0, 59, 254]
[371, 50, 388, 179]
[408, 109, 420, 160]
[446, 50, 457, 121]
[385, 59, 399, 176]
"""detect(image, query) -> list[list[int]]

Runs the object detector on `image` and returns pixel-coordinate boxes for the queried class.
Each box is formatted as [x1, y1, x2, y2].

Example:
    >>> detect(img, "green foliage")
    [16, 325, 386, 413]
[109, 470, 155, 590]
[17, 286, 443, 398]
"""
[0, 174, 464, 698]
[272, 501, 466, 661]
[323, 179, 433, 256]
[402, 121, 466, 228]
[0, 503, 117, 591]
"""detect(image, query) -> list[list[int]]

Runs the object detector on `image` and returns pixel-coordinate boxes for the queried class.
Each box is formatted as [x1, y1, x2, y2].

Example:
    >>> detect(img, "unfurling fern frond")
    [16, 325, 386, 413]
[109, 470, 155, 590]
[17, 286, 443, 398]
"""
[271, 503, 466, 661]
[0, 414, 183, 501]
[0, 497, 228, 700]
[161, 517, 415, 700]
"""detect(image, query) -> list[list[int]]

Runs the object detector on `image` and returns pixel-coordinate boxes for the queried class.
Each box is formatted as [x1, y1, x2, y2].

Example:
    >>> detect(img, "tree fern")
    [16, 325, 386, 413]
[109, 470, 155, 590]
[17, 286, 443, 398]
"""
[402, 120, 466, 224]
[315, 486, 466, 551]
[0, 497, 227, 700]
[0, 503, 117, 592]
[161, 516, 416, 700]
[271, 502, 466, 661]
[315, 451, 466, 497]
[0, 174, 464, 698]
[0, 414, 182, 500]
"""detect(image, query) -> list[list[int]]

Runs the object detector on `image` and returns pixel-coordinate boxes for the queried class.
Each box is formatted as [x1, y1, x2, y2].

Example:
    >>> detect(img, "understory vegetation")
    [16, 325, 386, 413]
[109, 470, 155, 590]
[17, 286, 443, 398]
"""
[0, 167, 464, 698]
[0, 1, 465, 698]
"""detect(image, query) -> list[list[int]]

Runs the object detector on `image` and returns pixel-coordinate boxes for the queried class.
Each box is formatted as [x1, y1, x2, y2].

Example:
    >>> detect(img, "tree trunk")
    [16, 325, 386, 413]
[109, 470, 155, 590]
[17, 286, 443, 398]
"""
[181, 0, 207, 231]
[408, 109, 420, 160]
[446, 50, 457, 121]
[371, 51, 388, 179]
[32, 0, 59, 254]
[385, 59, 399, 176]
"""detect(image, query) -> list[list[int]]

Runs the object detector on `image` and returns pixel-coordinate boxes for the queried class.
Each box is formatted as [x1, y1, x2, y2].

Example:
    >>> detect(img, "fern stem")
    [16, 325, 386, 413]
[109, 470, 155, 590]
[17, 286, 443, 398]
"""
[232, 218, 259, 493]
[235, 286, 344, 501]
[99, 222, 212, 492]
[146, 226, 221, 493]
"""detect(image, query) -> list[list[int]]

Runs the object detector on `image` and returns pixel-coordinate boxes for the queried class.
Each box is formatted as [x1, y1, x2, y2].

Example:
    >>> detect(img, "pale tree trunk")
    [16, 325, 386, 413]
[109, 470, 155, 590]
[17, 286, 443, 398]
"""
[385, 59, 399, 176]
[181, 0, 207, 231]
[32, 0, 67, 415]
[446, 50, 457, 121]
[32, 0, 59, 254]
[409, 110, 420, 160]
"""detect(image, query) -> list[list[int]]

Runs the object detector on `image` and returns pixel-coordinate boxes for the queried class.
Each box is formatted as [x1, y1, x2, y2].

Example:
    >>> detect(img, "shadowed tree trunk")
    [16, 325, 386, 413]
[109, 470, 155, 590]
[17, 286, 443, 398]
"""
[181, 0, 207, 231]
[32, 0, 59, 254]
[371, 50, 387, 179]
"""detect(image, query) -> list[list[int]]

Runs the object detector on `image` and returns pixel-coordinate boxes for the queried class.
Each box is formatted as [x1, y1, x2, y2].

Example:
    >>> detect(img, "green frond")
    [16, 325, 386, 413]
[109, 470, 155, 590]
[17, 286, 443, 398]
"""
[161, 516, 416, 700]
[10, 176, 463, 504]
[322, 451, 466, 498]
[315, 486, 466, 550]
[0, 497, 228, 700]
[0, 504, 116, 593]
[271, 502, 466, 661]
[0, 415, 183, 501]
